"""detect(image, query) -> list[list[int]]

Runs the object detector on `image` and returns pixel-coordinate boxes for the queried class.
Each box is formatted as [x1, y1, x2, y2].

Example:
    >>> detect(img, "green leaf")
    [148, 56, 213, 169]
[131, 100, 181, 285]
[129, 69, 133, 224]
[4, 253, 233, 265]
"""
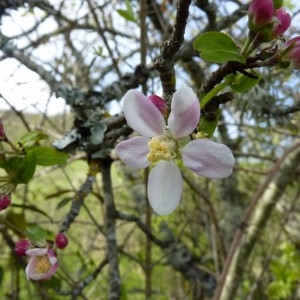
[267, 281, 291, 299]
[116, 0, 137, 23]
[26, 226, 48, 244]
[4, 211, 27, 236]
[193, 32, 246, 63]
[31, 147, 68, 166]
[4, 151, 36, 183]
[56, 197, 72, 210]
[12, 204, 53, 222]
[229, 72, 261, 93]
[19, 131, 49, 149]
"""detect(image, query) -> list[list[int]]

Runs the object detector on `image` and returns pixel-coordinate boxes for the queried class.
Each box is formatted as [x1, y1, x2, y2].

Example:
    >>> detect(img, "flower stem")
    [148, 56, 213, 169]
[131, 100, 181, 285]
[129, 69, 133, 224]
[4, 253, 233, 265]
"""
[200, 80, 232, 108]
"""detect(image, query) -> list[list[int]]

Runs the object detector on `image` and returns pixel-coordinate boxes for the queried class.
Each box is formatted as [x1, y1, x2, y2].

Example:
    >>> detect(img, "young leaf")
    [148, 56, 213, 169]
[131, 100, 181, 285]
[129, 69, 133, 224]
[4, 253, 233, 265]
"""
[31, 147, 68, 166]
[4, 151, 36, 184]
[19, 131, 49, 149]
[26, 226, 48, 244]
[193, 31, 246, 63]
[4, 211, 27, 235]
[197, 109, 221, 137]
[116, 0, 137, 23]
[230, 72, 261, 93]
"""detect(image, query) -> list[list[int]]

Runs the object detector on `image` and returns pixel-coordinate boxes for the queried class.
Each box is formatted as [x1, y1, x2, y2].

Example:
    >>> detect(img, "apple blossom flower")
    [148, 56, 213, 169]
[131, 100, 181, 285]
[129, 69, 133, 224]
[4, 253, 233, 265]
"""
[280, 37, 300, 68]
[0, 194, 11, 211]
[15, 239, 31, 256]
[248, 0, 290, 40]
[25, 248, 58, 280]
[116, 87, 235, 215]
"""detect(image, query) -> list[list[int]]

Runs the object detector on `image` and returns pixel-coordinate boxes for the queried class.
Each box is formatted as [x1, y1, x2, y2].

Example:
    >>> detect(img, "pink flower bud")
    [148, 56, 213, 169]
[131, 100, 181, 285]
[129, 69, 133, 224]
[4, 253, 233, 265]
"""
[0, 195, 11, 211]
[281, 37, 300, 68]
[15, 239, 31, 256]
[248, 0, 274, 30]
[55, 233, 69, 249]
[0, 119, 5, 140]
[148, 95, 167, 116]
[272, 9, 291, 37]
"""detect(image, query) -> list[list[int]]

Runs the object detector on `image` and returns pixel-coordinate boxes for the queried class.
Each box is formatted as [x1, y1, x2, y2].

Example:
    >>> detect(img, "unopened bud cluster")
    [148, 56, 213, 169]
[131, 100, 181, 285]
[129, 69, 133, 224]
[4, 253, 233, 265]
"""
[247, 0, 300, 69]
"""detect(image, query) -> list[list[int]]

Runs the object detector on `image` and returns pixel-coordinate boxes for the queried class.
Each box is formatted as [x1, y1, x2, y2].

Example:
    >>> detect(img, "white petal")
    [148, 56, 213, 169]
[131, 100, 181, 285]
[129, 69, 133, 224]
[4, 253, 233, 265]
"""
[116, 136, 150, 169]
[123, 90, 166, 137]
[168, 86, 200, 139]
[147, 161, 183, 215]
[28, 273, 47, 280]
[181, 139, 235, 178]
[49, 256, 58, 265]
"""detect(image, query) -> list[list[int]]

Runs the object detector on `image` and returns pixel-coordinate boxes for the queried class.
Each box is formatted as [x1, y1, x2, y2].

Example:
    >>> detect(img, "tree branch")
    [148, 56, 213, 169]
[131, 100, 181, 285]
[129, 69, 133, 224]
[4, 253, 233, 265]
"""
[100, 158, 121, 300]
[213, 141, 300, 300]
[154, 0, 192, 102]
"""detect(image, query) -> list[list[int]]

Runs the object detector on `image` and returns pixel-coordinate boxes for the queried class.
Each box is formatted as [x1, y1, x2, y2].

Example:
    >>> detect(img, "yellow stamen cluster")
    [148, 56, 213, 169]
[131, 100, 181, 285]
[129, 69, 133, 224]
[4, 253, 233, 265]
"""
[147, 136, 175, 163]
[35, 255, 51, 273]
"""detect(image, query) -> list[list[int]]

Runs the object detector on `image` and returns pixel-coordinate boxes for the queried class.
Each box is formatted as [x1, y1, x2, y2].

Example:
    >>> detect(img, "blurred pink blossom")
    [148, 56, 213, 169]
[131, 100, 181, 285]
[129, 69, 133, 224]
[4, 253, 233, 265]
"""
[25, 248, 58, 280]
[281, 37, 300, 68]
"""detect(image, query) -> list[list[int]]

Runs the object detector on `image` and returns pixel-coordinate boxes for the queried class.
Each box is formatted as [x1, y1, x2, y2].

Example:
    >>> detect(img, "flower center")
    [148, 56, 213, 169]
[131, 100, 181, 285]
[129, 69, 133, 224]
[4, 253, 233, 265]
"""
[147, 136, 175, 163]
[35, 255, 51, 273]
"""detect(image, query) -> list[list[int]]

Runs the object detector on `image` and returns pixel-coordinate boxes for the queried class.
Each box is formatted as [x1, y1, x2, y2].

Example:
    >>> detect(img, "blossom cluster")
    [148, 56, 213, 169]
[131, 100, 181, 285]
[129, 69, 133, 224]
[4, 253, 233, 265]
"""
[248, 0, 291, 39]
[14, 233, 68, 280]
[116, 87, 234, 215]
[248, 0, 300, 68]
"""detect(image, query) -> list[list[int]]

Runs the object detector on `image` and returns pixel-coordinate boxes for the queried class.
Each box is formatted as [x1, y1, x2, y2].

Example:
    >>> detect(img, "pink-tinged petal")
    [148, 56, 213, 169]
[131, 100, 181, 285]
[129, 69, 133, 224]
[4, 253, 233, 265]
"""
[47, 249, 58, 264]
[181, 139, 235, 179]
[147, 161, 183, 215]
[44, 263, 59, 280]
[123, 90, 166, 137]
[273, 9, 291, 36]
[26, 248, 48, 256]
[168, 87, 200, 139]
[116, 136, 150, 169]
